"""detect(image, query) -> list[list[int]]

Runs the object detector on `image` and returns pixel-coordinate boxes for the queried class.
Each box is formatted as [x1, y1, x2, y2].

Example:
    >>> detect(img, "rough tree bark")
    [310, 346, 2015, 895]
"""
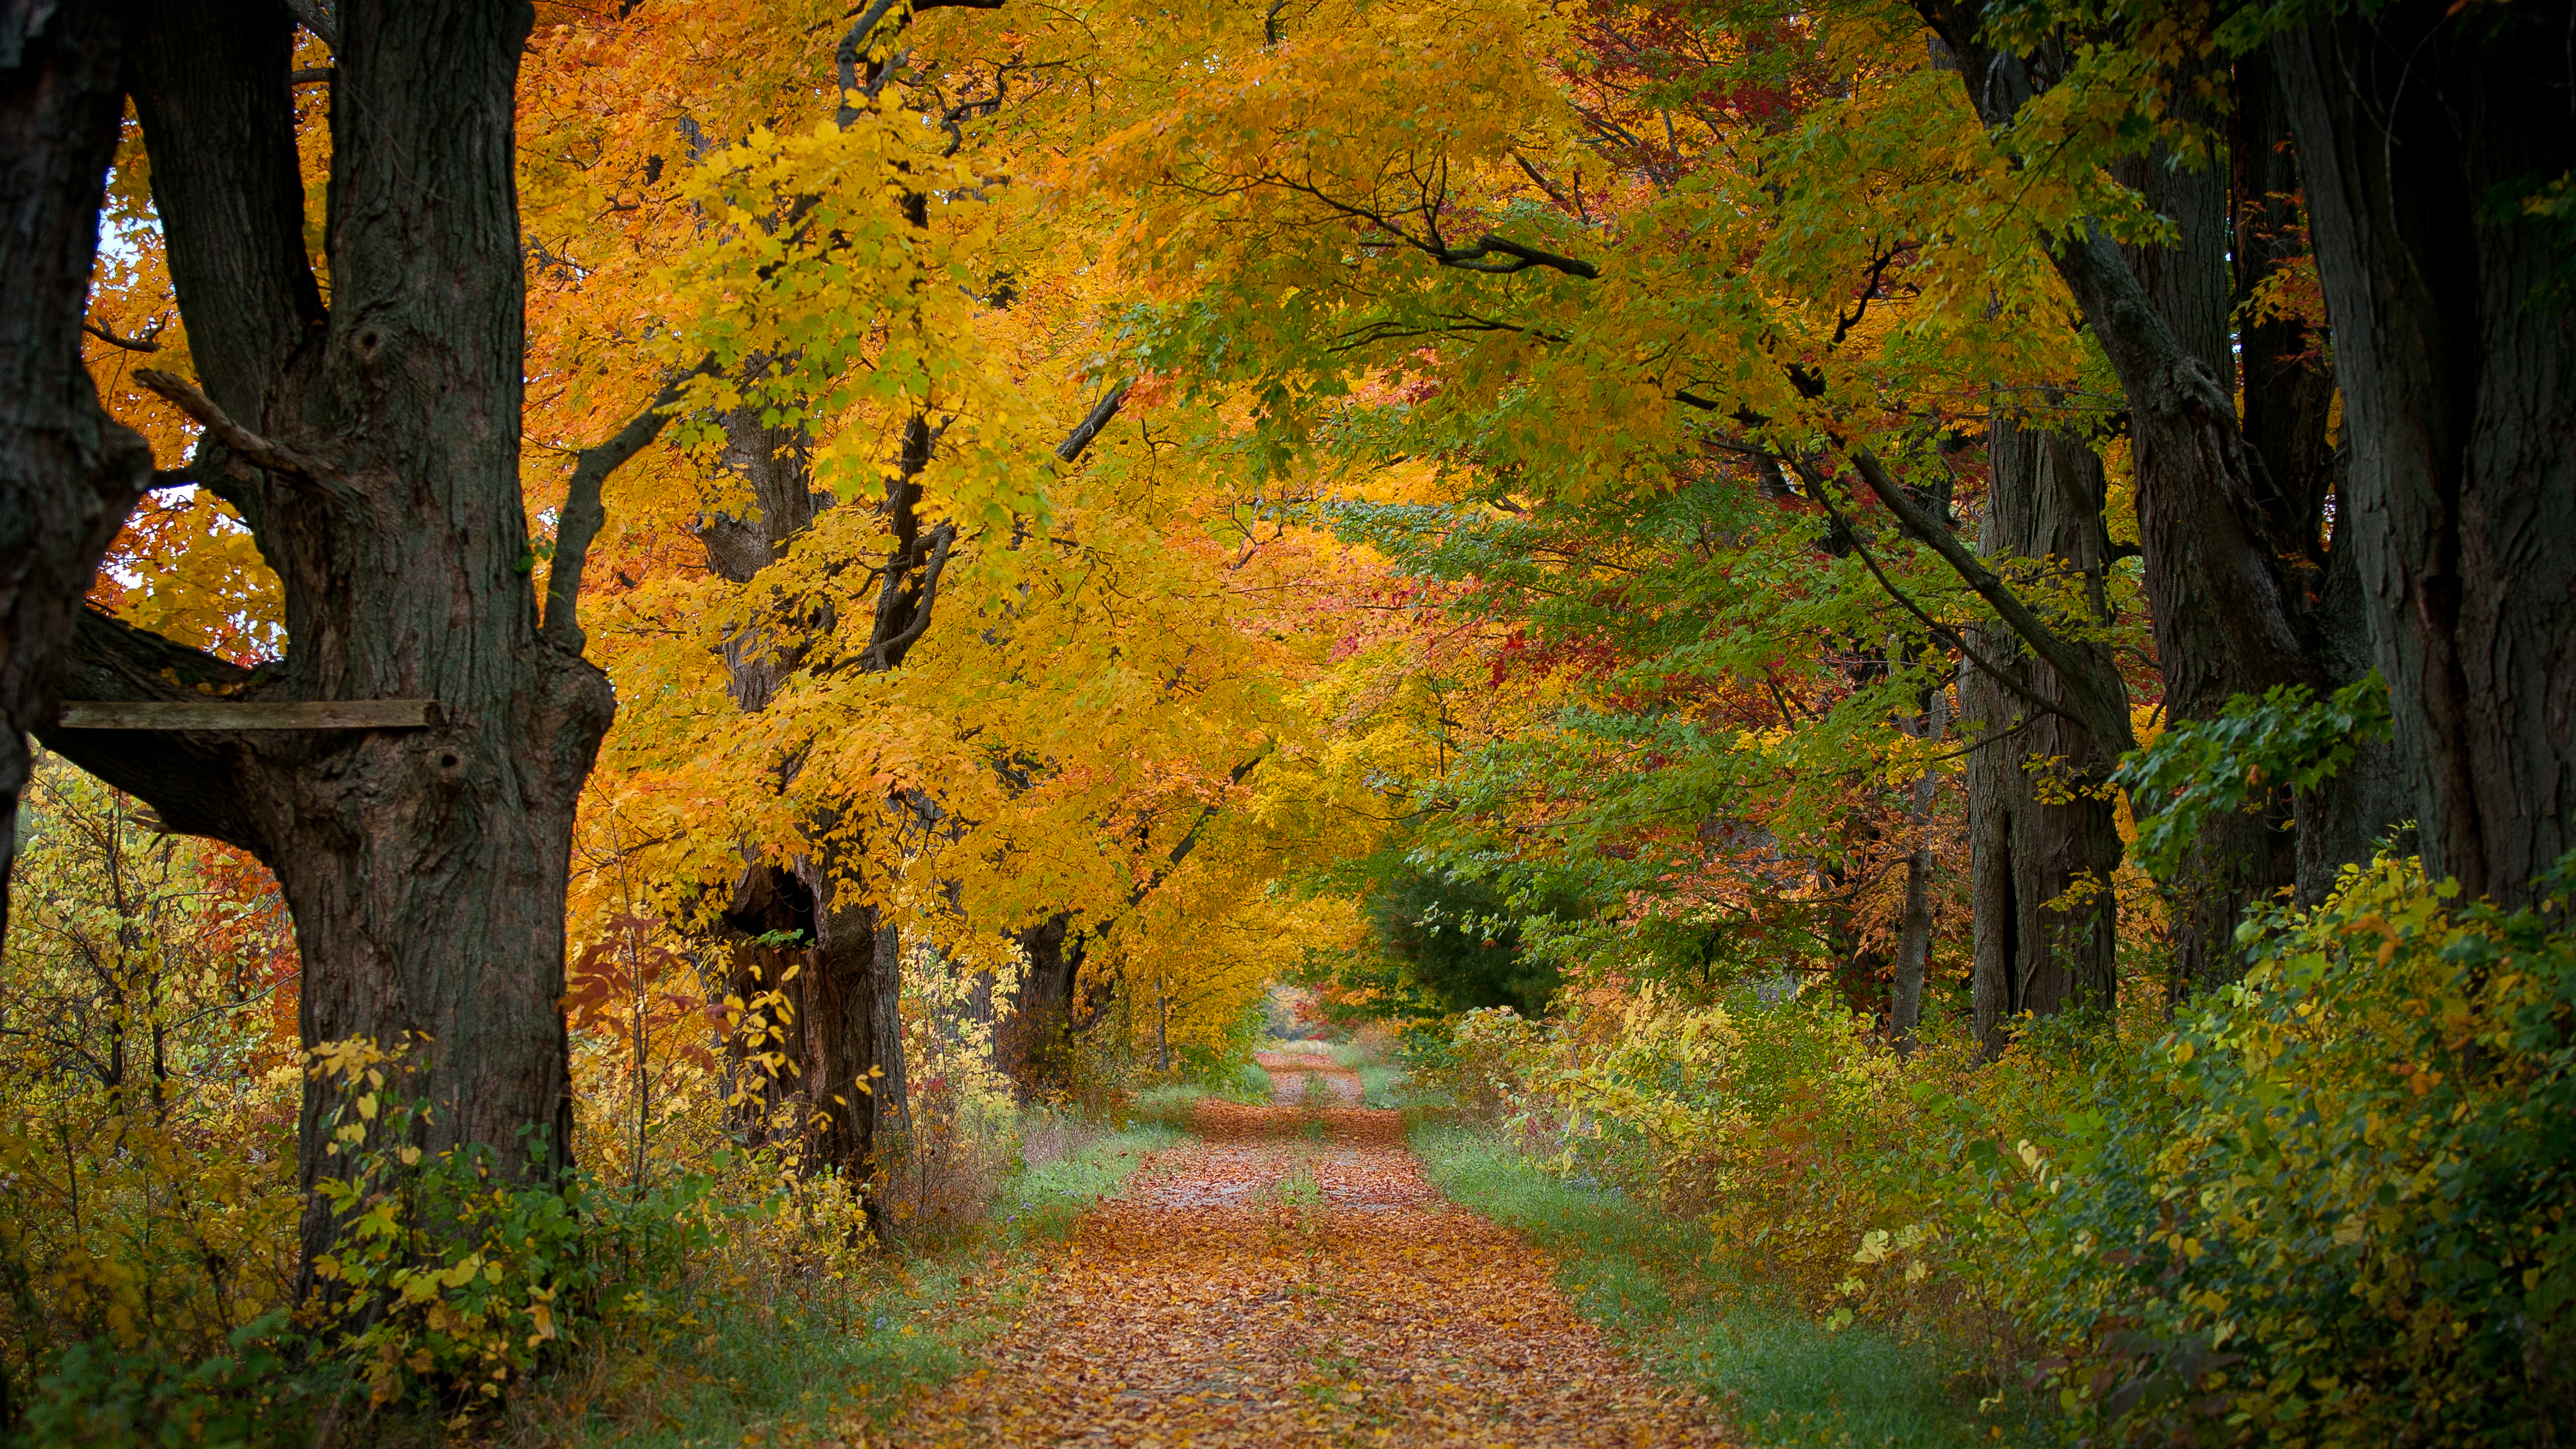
[32, 0, 665, 1275]
[1961, 422, 2127, 1054]
[2273, 1, 2576, 911]
[2112, 68, 2307, 992]
[1912, 1, 2413, 990]
[0, 0, 154, 941]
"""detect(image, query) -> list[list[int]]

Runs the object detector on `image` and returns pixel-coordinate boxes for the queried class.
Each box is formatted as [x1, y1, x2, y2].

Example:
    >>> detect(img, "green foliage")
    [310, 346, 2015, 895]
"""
[301, 1041, 734, 1417]
[20, 1313, 295, 1449]
[1368, 866, 1563, 1019]
[2113, 673, 2395, 879]
[1438, 845, 2576, 1444]
[1968, 855, 2576, 1442]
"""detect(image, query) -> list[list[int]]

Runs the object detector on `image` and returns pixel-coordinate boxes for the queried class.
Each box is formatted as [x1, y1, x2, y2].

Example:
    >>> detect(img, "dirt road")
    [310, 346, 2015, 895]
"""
[891, 1072, 1730, 1447]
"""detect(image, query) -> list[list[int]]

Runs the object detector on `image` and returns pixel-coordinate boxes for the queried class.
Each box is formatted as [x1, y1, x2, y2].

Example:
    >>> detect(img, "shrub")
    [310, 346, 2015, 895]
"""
[1979, 856, 2576, 1443]
[1436, 853, 2576, 1444]
[301, 1040, 729, 1418]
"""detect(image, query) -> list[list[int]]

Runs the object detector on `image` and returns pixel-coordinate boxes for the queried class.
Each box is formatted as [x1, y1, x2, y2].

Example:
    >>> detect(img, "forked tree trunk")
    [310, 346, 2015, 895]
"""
[0, 0, 154, 942]
[1963, 422, 2126, 1055]
[35, 0, 622, 1276]
[2273, 2, 2576, 911]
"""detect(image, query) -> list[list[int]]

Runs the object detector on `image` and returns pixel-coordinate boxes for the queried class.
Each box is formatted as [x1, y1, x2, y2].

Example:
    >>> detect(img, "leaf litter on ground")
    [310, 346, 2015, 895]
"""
[885, 1079, 1733, 1447]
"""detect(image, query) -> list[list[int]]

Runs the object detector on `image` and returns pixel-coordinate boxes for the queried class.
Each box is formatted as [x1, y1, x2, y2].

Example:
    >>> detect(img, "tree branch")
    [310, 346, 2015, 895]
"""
[1794, 468, 2082, 734]
[84, 318, 163, 353]
[281, 0, 336, 48]
[544, 359, 714, 649]
[1054, 383, 1131, 463]
[863, 523, 955, 670]
[1436, 233, 1600, 279]
[132, 368, 345, 490]
[34, 612, 272, 849]
[1837, 451, 2135, 752]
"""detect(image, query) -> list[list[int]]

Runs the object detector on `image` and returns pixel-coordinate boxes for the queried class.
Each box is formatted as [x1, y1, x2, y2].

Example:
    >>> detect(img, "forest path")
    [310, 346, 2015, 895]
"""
[888, 1089, 1730, 1447]
[1252, 1048, 1364, 1105]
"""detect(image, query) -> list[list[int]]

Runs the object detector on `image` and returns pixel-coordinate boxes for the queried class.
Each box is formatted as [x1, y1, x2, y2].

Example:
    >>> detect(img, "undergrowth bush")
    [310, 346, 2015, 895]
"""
[1439, 854, 2576, 1445]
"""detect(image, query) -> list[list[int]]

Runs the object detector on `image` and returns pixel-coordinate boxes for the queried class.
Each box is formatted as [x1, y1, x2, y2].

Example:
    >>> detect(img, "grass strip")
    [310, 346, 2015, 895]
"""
[1409, 1119, 2035, 1449]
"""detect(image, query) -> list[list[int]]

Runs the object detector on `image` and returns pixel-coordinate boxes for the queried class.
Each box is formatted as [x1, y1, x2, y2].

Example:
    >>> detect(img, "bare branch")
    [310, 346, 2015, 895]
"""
[544, 358, 717, 649]
[133, 368, 340, 484]
[84, 318, 163, 353]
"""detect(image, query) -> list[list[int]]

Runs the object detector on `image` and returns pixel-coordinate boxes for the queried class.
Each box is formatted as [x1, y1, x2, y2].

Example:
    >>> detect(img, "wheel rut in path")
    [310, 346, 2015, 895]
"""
[892, 1091, 1730, 1446]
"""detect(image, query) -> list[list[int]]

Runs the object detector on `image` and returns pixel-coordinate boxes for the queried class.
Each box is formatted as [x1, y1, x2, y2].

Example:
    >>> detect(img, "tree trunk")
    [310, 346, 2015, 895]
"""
[0, 0, 154, 943]
[1963, 422, 2126, 1056]
[1913, 0, 2369, 995]
[1888, 683, 1947, 1048]
[1003, 909, 1083, 1097]
[37, 0, 622, 1278]
[2273, 2, 2576, 910]
[2105, 62, 2312, 994]
[2225, 52, 2414, 899]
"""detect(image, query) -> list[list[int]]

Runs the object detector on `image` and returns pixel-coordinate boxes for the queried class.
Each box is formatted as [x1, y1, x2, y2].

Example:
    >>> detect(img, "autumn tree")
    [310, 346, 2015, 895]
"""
[31, 0, 691, 1272]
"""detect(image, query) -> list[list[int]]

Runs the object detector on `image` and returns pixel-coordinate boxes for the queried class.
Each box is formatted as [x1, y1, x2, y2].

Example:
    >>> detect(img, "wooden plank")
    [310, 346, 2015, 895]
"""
[55, 700, 436, 731]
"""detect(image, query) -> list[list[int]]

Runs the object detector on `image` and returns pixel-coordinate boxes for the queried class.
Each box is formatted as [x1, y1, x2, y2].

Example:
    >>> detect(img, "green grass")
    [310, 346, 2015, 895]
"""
[1410, 1121, 2040, 1449]
[515, 1120, 1183, 1447]
[1356, 1063, 1407, 1107]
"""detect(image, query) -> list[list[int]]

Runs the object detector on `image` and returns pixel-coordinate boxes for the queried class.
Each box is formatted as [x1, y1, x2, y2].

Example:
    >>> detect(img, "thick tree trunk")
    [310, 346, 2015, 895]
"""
[2100, 68, 2311, 994]
[1963, 422, 2125, 1056]
[2273, 2, 2576, 910]
[2226, 53, 2413, 899]
[0, 0, 154, 941]
[1003, 909, 1083, 1097]
[1915, 1, 2402, 990]
[36, 1, 618, 1277]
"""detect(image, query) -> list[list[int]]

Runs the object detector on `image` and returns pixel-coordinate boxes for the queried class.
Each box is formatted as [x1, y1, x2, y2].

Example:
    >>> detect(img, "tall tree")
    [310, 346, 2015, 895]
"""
[37, 0, 682, 1271]
[2270, 0, 2576, 911]
[1960, 422, 2125, 1050]
[0, 0, 153, 941]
